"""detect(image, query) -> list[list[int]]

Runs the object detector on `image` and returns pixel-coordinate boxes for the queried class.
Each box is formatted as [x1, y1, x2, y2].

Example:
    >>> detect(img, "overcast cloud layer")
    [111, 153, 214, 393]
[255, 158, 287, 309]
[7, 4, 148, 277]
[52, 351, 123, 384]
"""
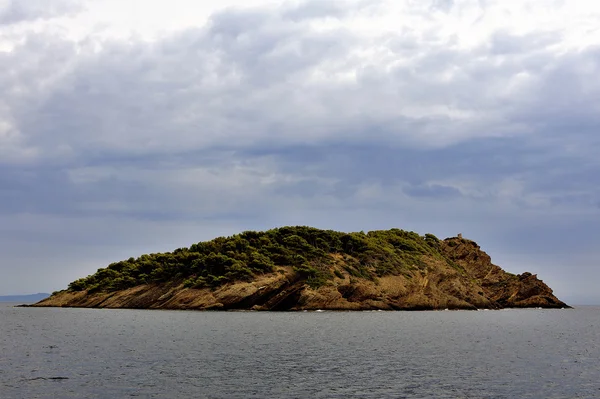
[1, 0, 599, 304]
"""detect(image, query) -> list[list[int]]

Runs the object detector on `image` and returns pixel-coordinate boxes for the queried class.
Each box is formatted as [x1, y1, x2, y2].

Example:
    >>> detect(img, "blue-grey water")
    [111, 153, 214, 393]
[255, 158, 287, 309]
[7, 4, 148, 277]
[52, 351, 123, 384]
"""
[1, 304, 599, 398]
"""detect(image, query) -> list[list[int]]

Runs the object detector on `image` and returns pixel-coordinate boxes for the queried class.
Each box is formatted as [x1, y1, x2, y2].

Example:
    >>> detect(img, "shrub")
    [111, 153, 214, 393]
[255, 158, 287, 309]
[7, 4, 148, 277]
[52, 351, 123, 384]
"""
[62, 226, 453, 293]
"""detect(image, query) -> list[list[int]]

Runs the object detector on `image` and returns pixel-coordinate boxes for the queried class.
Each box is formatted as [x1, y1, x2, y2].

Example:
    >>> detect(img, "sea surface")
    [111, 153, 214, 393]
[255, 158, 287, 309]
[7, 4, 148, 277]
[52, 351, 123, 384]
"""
[1, 303, 598, 399]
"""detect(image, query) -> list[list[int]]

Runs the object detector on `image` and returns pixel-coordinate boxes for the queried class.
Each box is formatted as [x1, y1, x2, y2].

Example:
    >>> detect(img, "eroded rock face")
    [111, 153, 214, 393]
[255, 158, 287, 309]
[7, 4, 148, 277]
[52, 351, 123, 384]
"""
[34, 236, 569, 311]
[439, 237, 567, 309]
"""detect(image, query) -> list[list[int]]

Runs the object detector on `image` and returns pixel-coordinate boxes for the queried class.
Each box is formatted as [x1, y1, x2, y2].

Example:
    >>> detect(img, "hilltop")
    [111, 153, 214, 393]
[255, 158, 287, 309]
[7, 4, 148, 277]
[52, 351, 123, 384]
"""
[34, 227, 568, 310]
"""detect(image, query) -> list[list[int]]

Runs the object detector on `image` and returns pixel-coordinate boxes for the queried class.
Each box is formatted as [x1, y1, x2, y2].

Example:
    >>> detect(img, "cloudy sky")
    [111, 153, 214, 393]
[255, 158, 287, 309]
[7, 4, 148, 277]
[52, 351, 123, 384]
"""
[1, 0, 599, 304]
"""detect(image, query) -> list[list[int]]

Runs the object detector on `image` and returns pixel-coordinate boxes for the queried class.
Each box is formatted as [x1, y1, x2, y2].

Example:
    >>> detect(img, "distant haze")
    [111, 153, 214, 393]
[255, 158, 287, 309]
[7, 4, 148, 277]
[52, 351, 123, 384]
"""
[0, 293, 50, 302]
[0, 0, 599, 304]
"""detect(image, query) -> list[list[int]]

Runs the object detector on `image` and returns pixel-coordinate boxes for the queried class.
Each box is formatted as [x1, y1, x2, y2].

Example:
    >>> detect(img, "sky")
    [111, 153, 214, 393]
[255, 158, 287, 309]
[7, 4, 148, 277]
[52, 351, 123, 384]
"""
[1, 0, 599, 304]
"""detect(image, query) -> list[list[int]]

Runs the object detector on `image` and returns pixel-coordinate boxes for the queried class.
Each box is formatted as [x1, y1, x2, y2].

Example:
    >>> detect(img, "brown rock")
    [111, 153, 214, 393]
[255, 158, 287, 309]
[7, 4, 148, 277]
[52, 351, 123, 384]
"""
[34, 235, 569, 311]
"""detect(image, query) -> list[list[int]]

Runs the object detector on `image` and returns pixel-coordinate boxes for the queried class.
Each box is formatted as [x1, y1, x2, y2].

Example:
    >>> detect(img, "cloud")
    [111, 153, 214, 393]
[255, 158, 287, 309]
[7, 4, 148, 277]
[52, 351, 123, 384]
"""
[0, 0, 599, 301]
[282, 0, 376, 21]
[4, 1, 599, 160]
[403, 183, 461, 199]
[0, 0, 83, 25]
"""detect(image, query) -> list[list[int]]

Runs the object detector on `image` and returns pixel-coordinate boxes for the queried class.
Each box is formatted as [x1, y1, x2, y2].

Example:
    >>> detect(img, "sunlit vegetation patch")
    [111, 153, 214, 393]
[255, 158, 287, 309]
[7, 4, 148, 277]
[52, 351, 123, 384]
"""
[67, 227, 446, 293]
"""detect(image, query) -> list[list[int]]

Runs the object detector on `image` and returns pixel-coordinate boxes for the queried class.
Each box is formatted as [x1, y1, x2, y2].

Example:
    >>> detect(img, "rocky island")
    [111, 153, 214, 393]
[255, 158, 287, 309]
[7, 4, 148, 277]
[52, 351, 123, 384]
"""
[34, 227, 568, 310]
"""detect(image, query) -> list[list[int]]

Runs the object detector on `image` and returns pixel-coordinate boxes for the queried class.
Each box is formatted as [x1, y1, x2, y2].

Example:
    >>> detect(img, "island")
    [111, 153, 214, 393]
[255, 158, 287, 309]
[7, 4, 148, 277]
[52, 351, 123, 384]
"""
[33, 227, 568, 310]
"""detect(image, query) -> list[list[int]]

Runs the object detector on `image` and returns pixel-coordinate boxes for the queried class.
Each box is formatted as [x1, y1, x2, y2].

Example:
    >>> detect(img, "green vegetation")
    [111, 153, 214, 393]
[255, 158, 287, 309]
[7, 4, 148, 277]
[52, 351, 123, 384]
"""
[67, 226, 448, 293]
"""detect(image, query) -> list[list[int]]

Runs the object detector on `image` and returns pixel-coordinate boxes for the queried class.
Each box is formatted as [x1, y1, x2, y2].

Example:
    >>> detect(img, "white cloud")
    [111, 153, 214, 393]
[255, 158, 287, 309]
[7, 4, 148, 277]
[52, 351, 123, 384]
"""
[1, 0, 600, 300]
[0, 0, 82, 25]
[1, 1, 598, 153]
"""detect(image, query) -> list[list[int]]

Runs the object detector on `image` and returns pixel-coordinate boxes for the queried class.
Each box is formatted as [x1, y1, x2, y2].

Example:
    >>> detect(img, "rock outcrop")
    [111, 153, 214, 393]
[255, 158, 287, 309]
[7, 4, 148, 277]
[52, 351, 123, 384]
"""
[34, 230, 568, 311]
[439, 237, 567, 308]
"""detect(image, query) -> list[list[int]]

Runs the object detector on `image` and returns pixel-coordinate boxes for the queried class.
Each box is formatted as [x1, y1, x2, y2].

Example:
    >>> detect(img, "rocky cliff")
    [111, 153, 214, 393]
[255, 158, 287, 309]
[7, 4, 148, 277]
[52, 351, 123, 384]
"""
[34, 228, 568, 310]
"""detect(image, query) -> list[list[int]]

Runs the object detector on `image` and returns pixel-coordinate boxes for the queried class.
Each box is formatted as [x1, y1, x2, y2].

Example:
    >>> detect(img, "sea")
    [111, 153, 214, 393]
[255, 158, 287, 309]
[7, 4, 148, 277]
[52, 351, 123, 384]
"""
[1, 303, 598, 399]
